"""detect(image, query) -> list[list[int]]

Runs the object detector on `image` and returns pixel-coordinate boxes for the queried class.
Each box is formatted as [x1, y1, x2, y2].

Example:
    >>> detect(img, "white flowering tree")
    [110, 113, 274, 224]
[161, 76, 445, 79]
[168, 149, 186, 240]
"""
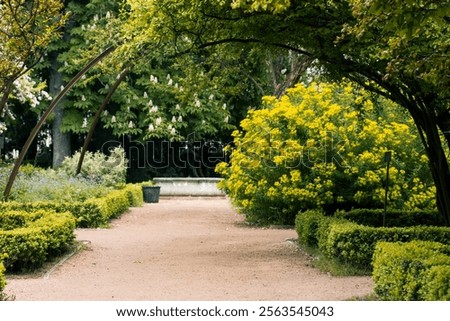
[0, 0, 66, 115]
[0, 71, 53, 137]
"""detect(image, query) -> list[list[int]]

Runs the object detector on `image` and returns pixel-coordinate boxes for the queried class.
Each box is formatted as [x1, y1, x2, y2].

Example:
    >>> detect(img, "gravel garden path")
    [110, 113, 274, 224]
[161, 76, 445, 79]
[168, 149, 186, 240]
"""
[5, 197, 373, 300]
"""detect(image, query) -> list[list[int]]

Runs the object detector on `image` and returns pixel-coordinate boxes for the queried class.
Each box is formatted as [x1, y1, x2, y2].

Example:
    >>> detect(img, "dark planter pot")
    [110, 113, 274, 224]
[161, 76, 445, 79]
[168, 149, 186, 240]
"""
[142, 186, 161, 203]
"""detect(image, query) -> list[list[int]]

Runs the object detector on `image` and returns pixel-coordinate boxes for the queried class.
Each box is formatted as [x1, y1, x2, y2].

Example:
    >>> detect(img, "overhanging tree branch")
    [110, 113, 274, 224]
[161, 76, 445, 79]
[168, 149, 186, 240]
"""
[3, 46, 116, 201]
[76, 66, 130, 175]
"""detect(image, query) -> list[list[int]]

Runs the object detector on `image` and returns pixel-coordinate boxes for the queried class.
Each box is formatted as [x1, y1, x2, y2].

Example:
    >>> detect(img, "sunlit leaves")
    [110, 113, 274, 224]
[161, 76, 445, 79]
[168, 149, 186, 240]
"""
[0, 0, 67, 92]
[217, 81, 435, 224]
[345, 0, 450, 95]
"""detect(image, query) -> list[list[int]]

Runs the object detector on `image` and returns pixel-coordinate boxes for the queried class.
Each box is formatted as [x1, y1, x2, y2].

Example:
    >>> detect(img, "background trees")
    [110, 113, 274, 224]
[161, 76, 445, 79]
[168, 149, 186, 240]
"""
[110, 0, 449, 224]
[1, 0, 448, 224]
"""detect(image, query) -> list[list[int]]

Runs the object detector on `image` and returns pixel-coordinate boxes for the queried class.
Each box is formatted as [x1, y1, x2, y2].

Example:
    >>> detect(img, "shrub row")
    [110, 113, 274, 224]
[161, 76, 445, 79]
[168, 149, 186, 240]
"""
[334, 208, 442, 227]
[0, 210, 76, 271]
[373, 241, 450, 300]
[295, 210, 450, 268]
[123, 183, 144, 208]
[0, 184, 144, 228]
[324, 222, 450, 267]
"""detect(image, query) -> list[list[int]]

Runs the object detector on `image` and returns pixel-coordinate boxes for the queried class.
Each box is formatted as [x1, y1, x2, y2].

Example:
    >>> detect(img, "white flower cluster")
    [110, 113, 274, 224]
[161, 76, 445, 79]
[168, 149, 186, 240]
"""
[0, 122, 7, 134]
[12, 72, 52, 108]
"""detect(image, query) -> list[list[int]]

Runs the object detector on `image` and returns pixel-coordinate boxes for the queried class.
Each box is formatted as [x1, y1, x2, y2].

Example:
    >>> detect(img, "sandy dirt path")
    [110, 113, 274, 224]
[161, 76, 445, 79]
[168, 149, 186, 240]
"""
[5, 197, 373, 300]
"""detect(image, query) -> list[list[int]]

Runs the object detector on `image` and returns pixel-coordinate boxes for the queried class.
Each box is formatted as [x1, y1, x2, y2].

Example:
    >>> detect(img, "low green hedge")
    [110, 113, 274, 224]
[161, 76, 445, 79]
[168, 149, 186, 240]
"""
[0, 261, 5, 294]
[0, 201, 104, 228]
[295, 210, 450, 269]
[295, 210, 347, 249]
[373, 241, 450, 300]
[334, 209, 441, 227]
[0, 210, 76, 271]
[295, 210, 324, 247]
[0, 184, 143, 228]
[323, 221, 450, 267]
[122, 184, 144, 207]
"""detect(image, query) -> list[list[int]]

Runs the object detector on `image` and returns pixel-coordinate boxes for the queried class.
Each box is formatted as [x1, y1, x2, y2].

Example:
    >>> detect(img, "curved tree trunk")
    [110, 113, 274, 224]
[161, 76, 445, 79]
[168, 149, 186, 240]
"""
[406, 98, 450, 226]
[3, 46, 116, 200]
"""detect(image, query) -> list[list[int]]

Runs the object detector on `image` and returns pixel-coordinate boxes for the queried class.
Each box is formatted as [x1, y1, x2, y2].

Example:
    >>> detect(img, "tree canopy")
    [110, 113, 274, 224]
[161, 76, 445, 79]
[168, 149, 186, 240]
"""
[101, 0, 448, 224]
[1, 0, 449, 224]
[0, 0, 67, 113]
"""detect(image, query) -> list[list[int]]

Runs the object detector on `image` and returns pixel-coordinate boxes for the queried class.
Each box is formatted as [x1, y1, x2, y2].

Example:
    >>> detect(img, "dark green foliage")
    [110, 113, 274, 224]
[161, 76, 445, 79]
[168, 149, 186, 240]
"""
[0, 210, 76, 272]
[295, 210, 324, 247]
[323, 222, 450, 268]
[373, 241, 450, 300]
[295, 210, 450, 269]
[334, 209, 442, 227]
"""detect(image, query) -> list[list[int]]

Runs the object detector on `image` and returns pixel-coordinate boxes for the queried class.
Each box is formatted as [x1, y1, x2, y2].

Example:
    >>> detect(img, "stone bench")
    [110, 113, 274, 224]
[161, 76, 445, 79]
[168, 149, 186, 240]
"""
[152, 177, 225, 196]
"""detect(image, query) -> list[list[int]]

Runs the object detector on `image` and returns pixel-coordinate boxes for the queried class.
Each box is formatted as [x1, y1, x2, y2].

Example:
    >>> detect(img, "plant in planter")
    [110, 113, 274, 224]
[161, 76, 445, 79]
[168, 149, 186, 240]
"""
[141, 182, 160, 203]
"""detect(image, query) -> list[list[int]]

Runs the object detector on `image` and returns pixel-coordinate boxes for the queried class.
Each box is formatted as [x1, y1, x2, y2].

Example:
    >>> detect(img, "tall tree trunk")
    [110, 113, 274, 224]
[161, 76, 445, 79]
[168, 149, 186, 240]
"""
[49, 58, 71, 168]
[409, 102, 450, 226]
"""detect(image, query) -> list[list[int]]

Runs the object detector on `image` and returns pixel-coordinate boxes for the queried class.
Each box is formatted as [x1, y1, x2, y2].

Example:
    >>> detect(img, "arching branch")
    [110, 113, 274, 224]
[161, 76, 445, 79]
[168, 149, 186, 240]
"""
[76, 66, 130, 175]
[3, 46, 116, 200]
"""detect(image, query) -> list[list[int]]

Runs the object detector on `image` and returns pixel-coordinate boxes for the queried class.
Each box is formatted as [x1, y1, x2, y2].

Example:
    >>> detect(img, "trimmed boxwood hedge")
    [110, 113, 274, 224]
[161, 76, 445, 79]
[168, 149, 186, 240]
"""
[334, 208, 442, 227]
[373, 241, 450, 300]
[123, 184, 144, 207]
[295, 210, 324, 247]
[295, 210, 450, 269]
[0, 210, 76, 271]
[323, 222, 450, 267]
[0, 184, 144, 228]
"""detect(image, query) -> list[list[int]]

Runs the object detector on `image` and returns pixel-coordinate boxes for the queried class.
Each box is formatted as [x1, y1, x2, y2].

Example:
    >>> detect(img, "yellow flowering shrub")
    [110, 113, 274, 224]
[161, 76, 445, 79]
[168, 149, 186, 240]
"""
[216, 82, 435, 225]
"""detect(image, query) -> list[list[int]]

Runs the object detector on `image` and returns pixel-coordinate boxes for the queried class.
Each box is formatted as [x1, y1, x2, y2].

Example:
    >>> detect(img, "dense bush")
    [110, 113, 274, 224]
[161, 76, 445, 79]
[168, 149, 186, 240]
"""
[295, 210, 324, 247]
[420, 265, 450, 300]
[373, 241, 450, 300]
[0, 210, 75, 271]
[88, 188, 131, 221]
[60, 147, 127, 187]
[295, 210, 450, 268]
[322, 221, 450, 267]
[217, 82, 434, 225]
[0, 184, 140, 228]
[334, 208, 442, 227]
[0, 164, 111, 203]
[122, 184, 144, 207]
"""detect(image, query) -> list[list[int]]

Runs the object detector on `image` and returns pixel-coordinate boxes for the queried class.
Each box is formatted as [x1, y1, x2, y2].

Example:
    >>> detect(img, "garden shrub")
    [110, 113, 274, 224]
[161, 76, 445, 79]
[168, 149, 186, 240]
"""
[0, 201, 104, 228]
[0, 260, 5, 294]
[0, 184, 139, 228]
[0, 210, 76, 271]
[295, 210, 450, 270]
[334, 208, 442, 227]
[420, 265, 450, 300]
[86, 188, 131, 221]
[32, 211, 76, 257]
[373, 241, 450, 300]
[217, 81, 434, 225]
[0, 164, 111, 203]
[295, 210, 325, 247]
[322, 221, 450, 268]
[60, 147, 127, 187]
[122, 184, 144, 207]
